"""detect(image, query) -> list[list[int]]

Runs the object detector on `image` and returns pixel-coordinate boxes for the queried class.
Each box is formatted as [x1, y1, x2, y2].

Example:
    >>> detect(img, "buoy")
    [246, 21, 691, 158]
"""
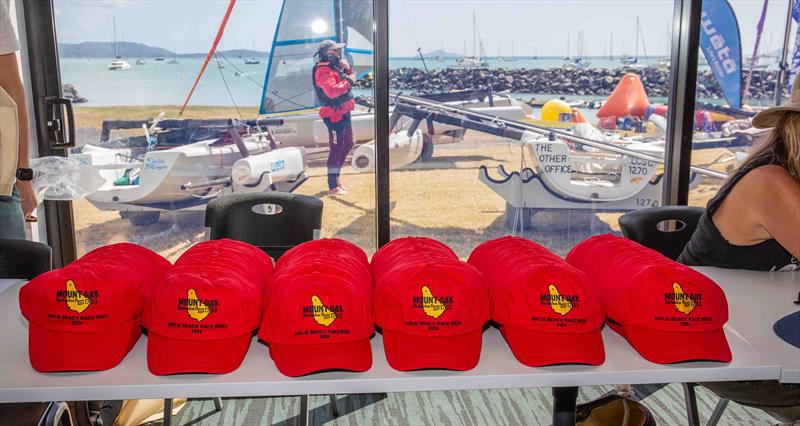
[541, 99, 573, 123]
[571, 108, 587, 123]
[597, 73, 650, 119]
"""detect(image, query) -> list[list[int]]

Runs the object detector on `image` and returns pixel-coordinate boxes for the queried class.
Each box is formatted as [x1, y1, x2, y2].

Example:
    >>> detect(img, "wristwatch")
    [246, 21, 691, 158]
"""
[15, 168, 33, 181]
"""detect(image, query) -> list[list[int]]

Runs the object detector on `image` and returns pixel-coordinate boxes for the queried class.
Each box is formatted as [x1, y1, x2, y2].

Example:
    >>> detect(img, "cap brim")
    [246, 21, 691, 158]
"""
[500, 325, 605, 367]
[28, 318, 141, 372]
[147, 333, 252, 375]
[268, 339, 372, 377]
[382, 329, 482, 371]
[610, 323, 732, 364]
[752, 105, 800, 129]
[773, 311, 800, 349]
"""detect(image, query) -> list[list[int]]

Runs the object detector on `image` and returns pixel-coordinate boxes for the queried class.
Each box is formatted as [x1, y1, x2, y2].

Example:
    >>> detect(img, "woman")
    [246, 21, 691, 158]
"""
[679, 75, 800, 271]
[678, 75, 800, 422]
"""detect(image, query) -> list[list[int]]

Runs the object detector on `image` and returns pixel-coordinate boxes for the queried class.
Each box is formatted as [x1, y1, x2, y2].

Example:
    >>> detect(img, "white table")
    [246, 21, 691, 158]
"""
[695, 267, 800, 384]
[0, 282, 779, 406]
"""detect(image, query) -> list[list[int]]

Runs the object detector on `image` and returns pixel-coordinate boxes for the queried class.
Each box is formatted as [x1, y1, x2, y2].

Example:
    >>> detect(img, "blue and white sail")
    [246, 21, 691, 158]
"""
[259, 0, 373, 114]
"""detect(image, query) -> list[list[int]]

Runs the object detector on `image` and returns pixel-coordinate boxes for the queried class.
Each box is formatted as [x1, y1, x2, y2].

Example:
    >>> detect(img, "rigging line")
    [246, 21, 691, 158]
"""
[400, 0, 424, 55]
[215, 52, 243, 119]
[215, 51, 264, 89]
[266, 89, 316, 110]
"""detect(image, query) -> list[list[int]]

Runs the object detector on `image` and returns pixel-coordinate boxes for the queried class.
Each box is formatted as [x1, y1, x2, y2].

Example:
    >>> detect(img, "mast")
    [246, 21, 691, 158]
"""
[566, 33, 571, 59]
[472, 11, 477, 58]
[744, 0, 770, 101]
[775, 0, 795, 105]
[634, 17, 640, 62]
[609, 32, 613, 60]
[112, 15, 118, 58]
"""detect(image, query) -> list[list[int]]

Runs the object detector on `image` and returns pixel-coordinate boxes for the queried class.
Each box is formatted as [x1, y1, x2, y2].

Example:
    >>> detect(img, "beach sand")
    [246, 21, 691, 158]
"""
[71, 107, 731, 261]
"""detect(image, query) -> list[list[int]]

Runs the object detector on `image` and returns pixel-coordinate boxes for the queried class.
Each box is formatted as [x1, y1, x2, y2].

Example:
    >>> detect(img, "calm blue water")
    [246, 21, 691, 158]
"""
[59, 56, 702, 107]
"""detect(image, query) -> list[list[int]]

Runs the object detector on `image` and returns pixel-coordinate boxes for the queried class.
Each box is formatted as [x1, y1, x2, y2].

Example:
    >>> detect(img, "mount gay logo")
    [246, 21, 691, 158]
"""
[56, 280, 98, 314]
[177, 289, 219, 322]
[539, 284, 577, 316]
[413, 285, 452, 319]
[665, 282, 701, 315]
[303, 295, 341, 327]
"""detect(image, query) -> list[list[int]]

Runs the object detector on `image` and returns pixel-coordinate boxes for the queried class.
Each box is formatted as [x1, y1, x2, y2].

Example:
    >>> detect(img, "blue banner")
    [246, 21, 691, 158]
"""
[700, 0, 743, 108]
[789, 0, 800, 93]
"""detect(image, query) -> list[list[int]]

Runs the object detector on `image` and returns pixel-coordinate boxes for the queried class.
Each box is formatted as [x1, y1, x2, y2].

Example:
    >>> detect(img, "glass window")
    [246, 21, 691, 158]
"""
[690, 0, 793, 208]
[52, 0, 375, 260]
[388, 0, 676, 257]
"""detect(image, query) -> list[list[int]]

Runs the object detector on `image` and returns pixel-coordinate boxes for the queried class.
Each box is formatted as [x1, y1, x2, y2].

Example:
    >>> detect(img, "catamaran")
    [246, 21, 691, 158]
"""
[563, 31, 590, 69]
[454, 12, 489, 68]
[107, 16, 130, 70]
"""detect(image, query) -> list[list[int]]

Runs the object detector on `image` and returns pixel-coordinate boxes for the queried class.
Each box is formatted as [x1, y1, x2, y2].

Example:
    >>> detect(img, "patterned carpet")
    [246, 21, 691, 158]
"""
[164, 384, 776, 426]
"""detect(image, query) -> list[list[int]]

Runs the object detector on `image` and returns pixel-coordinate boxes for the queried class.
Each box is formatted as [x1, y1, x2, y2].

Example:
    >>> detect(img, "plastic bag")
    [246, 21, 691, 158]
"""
[30, 156, 105, 201]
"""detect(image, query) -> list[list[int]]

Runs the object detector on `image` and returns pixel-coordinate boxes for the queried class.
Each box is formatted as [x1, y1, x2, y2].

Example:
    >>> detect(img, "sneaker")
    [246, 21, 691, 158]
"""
[327, 187, 347, 196]
[338, 184, 348, 191]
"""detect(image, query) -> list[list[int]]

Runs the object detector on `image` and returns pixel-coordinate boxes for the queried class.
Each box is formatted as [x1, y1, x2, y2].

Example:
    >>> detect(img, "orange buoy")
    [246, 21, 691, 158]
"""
[597, 73, 650, 119]
[572, 108, 587, 123]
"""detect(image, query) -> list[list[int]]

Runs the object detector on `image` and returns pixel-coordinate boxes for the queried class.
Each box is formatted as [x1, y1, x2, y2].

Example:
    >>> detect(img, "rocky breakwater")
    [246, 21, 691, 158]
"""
[62, 84, 88, 104]
[355, 67, 785, 101]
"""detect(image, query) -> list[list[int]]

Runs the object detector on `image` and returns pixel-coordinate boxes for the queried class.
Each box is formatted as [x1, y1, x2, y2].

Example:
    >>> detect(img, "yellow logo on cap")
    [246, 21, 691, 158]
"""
[65, 280, 92, 313]
[672, 283, 696, 315]
[420, 285, 447, 319]
[311, 295, 337, 326]
[186, 288, 211, 322]
[548, 284, 573, 316]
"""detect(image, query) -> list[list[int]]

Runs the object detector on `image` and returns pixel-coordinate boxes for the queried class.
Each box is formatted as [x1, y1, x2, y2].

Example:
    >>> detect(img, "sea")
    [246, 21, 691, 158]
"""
[60, 56, 696, 108]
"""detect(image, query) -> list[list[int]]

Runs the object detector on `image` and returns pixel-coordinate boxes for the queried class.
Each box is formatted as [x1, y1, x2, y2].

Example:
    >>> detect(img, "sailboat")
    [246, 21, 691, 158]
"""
[245, 38, 260, 64]
[135, 38, 146, 65]
[455, 11, 489, 68]
[168, 45, 179, 64]
[506, 41, 517, 62]
[621, 17, 643, 67]
[563, 31, 590, 69]
[107, 16, 130, 70]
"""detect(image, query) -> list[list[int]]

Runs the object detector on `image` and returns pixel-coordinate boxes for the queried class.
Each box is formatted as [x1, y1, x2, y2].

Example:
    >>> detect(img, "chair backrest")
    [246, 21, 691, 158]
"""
[618, 206, 705, 261]
[0, 239, 52, 279]
[205, 192, 323, 260]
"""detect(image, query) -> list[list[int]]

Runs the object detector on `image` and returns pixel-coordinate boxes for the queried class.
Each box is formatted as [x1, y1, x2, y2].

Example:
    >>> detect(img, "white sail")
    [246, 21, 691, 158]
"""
[259, 0, 373, 114]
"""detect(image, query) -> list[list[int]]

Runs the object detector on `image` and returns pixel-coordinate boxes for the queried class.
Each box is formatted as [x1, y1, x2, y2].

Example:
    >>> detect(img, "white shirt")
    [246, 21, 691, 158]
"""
[0, 0, 20, 56]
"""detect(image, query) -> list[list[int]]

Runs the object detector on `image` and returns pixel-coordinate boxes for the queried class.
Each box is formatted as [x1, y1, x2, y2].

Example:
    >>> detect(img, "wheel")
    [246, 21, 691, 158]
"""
[420, 134, 434, 161]
[505, 203, 534, 230]
[120, 211, 160, 227]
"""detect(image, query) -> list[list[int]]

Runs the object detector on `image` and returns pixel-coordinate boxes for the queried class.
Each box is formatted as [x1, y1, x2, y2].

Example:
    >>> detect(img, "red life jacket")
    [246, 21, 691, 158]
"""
[312, 61, 355, 122]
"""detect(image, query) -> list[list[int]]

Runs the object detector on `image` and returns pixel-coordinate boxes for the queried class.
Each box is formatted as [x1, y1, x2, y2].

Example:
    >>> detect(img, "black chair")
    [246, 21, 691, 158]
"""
[619, 206, 730, 426]
[205, 192, 323, 260]
[0, 239, 52, 279]
[618, 206, 704, 260]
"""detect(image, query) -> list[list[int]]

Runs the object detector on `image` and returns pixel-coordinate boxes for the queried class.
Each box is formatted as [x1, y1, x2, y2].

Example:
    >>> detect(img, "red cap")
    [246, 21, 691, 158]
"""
[19, 264, 144, 372]
[469, 237, 605, 366]
[374, 259, 489, 371]
[77, 243, 171, 299]
[259, 266, 373, 377]
[567, 234, 731, 363]
[143, 269, 263, 375]
[175, 239, 274, 289]
[278, 239, 368, 269]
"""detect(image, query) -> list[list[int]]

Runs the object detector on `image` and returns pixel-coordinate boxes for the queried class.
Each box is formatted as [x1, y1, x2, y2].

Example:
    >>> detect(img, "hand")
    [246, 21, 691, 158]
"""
[347, 74, 357, 83]
[339, 59, 350, 70]
[15, 180, 38, 218]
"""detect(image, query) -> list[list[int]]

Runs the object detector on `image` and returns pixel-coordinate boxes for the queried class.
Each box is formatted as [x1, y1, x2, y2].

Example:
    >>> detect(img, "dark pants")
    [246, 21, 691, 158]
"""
[323, 113, 354, 190]
[0, 186, 25, 239]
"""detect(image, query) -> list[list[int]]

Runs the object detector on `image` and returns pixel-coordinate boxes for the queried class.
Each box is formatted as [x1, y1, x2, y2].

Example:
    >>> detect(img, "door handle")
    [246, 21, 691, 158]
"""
[44, 96, 75, 149]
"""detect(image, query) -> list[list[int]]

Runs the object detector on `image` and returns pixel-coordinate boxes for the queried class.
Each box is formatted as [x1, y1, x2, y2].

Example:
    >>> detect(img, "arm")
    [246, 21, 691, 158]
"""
[315, 66, 351, 99]
[0, 52, 36, 216]
[752, 165, 800, 259]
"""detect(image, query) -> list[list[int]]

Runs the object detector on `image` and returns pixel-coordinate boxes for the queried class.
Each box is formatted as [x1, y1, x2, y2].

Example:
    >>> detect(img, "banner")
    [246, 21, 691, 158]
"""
[788, 0, 800, 93]
[699, 0, 744, 108]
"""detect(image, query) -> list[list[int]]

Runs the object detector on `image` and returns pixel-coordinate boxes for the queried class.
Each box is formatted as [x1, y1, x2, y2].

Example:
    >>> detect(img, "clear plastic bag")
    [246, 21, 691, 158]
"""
[30, 156, 105, 201]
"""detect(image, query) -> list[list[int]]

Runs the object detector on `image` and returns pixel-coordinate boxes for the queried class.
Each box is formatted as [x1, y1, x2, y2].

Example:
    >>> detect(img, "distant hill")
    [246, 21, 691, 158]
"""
[57, 42, 268, 59]
[420, 49, 459, 59]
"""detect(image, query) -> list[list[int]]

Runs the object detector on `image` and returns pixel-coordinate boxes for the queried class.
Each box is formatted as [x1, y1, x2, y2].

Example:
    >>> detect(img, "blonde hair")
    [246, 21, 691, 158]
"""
[738, 113, 800, 182]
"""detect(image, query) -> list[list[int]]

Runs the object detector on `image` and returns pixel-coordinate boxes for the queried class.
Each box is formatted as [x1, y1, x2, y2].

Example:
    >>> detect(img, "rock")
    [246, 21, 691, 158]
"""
[62, 83, 87, 103]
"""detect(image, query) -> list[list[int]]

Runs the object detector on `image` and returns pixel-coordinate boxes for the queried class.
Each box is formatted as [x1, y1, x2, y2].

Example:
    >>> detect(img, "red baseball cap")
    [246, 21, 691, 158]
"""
[19, 263, 144, 372]
[176, 239, 274, 289]
[259, 259, 373, 377]
[567, 234, 731, 364]
[374, 259, 489, 371]
[371, 237, 458, 282]
[77, 243, 171, 299]
[278, 239, 368, 269]
[469, 237, 605, 366]
[144, 268, 263, 375]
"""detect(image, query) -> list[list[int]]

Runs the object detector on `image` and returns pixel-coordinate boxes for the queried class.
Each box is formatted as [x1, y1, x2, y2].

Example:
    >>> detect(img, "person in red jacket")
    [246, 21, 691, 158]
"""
[313, 40, 356, 196]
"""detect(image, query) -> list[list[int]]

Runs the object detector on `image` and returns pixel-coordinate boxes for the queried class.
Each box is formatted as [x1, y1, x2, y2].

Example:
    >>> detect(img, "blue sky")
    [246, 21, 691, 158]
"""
[53, 0, 793, 57]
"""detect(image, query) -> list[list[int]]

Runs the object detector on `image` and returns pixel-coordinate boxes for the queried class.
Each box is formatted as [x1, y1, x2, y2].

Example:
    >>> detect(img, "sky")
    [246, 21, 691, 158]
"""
[53, 0, 794, 57]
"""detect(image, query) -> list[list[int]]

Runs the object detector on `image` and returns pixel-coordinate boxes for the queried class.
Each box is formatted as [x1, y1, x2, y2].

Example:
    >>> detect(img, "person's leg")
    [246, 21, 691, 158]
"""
[324, 117, 342, 190]
[327, 118, 349, 192]
[337, 114, 354, 190]
[0, 186, 26, 239]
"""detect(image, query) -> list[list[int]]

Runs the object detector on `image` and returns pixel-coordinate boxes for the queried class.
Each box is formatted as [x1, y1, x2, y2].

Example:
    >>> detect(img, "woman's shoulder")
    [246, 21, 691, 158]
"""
[739, 164, 798, 192]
